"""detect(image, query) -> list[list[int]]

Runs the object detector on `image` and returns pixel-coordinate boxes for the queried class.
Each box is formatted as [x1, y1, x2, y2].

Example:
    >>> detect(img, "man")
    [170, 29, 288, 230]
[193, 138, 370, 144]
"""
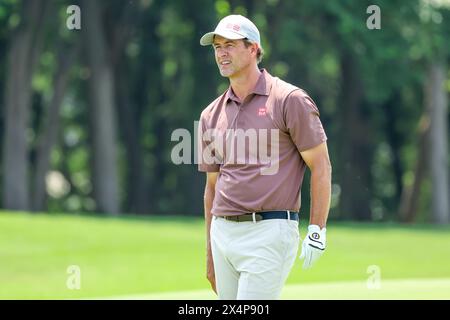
[198, 14, 332, 300]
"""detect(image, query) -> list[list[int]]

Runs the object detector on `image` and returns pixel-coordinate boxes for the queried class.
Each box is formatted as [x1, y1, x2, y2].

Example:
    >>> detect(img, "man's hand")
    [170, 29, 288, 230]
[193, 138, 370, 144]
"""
[299, 224, 326, 269]
[206, 246, 217, 294]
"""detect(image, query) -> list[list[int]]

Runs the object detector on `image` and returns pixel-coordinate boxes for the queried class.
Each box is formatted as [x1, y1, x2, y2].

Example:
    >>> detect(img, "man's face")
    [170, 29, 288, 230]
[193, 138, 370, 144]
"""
[213, 35, 255, 78]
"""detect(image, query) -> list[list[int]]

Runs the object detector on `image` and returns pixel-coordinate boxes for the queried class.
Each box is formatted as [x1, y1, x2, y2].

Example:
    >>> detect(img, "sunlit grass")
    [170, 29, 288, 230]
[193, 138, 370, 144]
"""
[1, 211, 449, 299]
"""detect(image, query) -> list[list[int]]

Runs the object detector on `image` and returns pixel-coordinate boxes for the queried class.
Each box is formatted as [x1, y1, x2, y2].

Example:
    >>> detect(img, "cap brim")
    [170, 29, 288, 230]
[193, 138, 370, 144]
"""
[199, 30, 246, 46]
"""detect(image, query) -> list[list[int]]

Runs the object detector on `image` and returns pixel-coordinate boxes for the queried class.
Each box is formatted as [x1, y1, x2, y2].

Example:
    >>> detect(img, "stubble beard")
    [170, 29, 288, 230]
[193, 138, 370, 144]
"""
[219, 60, 251, 79]
[218, 63, 235, 78]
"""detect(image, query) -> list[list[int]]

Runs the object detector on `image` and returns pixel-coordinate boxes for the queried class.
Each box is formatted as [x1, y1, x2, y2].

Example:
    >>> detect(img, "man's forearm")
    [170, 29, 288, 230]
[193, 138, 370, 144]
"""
[309, 164, 332, 228]
[204, 185, 215, 247]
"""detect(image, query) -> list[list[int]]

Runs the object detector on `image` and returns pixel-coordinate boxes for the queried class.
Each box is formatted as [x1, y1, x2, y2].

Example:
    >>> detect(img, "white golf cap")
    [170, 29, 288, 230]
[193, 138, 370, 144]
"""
[200, 15, 260, 46]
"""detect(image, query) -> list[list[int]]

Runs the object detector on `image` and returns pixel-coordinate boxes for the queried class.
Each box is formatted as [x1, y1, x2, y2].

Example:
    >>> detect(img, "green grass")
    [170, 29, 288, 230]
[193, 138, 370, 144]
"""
[99, 279, 450, 300]
[1, 211, 450, 299]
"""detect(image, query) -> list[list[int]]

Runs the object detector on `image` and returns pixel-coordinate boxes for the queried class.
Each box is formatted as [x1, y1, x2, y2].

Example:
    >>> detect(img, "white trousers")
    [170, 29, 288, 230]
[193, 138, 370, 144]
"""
[210, 215, 300, 300]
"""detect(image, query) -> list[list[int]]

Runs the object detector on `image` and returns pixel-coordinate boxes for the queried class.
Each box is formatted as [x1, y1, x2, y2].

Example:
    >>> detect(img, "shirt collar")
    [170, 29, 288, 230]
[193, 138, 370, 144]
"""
[225, 68, 273, 103]
[252, 68, 272, 96]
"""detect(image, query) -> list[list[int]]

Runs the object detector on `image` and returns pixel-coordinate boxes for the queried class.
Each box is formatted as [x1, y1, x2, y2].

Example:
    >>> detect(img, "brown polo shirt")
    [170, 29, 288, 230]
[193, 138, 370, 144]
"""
[198, 69, 327, 216]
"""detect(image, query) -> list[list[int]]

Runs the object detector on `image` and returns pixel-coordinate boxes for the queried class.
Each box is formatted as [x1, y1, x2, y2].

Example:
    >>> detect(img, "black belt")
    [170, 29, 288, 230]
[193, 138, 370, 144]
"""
[218, 211, 299, 222]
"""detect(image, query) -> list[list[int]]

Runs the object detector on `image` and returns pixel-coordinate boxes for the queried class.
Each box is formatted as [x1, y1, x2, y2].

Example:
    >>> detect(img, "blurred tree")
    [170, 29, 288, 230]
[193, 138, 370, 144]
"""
[400, 1, 450, 224]
[422, 2, 449, 224]
[426, 59, 449, 224]
[0, 0, 447, 223]
[109, 0, 159, 214]
[112, 5, 150, 214]
[2, 0, 47, 210]
[81, 0, 119, 215]
[31, 43, 77, 211]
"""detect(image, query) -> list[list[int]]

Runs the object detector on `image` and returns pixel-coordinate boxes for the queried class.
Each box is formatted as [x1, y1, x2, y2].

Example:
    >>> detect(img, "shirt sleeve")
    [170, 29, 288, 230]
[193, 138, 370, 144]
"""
[197, 113, 221, 172]
[283, 89, 327, 152]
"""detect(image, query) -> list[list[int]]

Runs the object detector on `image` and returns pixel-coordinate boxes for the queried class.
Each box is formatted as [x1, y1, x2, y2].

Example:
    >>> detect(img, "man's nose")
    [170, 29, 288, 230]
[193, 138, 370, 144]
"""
[216, 48, 228, 58]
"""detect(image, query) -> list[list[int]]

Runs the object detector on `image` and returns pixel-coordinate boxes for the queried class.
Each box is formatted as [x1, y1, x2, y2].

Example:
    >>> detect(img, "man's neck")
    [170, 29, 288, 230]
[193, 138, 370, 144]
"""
[229, 65, 261, 102]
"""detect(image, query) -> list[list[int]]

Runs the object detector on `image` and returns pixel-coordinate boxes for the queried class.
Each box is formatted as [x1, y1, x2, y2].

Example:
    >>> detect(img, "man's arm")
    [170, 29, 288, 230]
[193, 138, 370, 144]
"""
[205, 172, 218, 246]
[204, 171, 218, 293]
[298, 141, 331, 269]
[300, 141, 332, 228]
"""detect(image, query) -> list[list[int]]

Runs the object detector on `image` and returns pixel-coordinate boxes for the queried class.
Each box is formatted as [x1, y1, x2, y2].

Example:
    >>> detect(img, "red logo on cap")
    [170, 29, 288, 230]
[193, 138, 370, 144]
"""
[226, 23, 241, 31]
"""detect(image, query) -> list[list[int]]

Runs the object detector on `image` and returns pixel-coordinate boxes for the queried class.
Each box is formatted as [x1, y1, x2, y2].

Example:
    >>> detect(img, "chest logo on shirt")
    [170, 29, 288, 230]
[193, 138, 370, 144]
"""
[258, 107, 267, 116]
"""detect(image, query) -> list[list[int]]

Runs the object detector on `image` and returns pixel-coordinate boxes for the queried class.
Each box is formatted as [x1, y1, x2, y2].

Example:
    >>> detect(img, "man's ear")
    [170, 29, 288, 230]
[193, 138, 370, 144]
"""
[251, 44, 258, 55]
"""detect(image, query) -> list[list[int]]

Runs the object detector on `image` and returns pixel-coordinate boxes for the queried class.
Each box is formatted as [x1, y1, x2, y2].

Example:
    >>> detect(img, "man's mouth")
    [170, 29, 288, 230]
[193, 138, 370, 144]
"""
[220, 60, 231, 66]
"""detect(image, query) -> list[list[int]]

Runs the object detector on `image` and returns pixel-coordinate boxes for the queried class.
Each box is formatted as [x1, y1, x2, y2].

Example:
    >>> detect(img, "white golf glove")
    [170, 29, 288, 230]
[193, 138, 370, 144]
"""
[299, 224, 326, 269]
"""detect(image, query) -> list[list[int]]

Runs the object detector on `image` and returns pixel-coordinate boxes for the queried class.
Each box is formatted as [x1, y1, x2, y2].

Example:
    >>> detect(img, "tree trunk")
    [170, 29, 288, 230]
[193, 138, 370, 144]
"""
[425, 60, 449, 224]
[399, 115, 429, 223]
[2, 0, 46, 210]
[82, 0, 120, 215]
[338, 53, 373, 220]
[115, 67, 147, 214]
[31, 46, 76, 212]
[383, 93, 404, 211]
[109, 4, 149, 215]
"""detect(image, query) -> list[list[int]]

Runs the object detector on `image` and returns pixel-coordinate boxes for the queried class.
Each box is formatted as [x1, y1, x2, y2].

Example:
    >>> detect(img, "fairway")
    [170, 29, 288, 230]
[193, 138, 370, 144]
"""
[1, 211, 450, 299]
[99, 278, 450, 300]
